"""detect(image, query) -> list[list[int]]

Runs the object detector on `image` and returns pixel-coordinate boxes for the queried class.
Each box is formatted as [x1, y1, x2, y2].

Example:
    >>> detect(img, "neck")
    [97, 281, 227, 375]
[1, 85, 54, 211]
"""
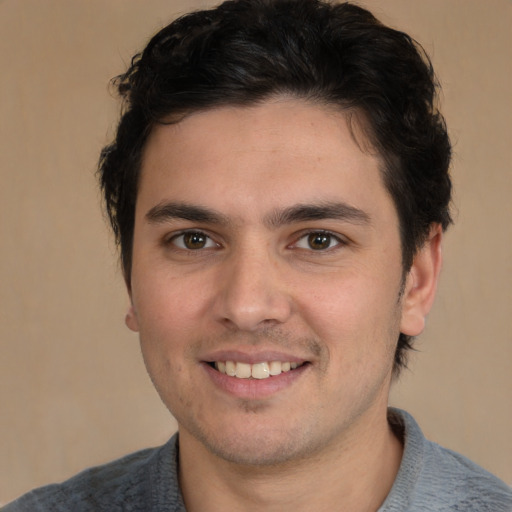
[179, 407, 403, 512]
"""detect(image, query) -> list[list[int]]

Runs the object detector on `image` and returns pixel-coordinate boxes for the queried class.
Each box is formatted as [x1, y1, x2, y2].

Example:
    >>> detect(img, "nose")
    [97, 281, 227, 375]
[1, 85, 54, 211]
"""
[213, 246, 293, 331]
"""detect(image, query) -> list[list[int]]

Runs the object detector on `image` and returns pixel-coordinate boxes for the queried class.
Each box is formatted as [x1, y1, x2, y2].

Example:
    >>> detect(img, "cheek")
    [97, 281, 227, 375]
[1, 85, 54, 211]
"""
[133, 280, 200, 405]
[298, 271, 401, 358]
[131, 284, 197, 391]
[133, 270, 209, 336]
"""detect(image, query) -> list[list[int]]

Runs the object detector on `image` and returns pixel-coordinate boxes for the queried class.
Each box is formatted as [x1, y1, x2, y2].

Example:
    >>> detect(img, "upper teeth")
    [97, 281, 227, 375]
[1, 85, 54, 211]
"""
[215, 361, 300, 379]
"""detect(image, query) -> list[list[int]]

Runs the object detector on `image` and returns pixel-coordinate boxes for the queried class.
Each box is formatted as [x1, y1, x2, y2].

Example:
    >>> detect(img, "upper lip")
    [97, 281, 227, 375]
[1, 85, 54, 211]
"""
[200, 348, 309, 365]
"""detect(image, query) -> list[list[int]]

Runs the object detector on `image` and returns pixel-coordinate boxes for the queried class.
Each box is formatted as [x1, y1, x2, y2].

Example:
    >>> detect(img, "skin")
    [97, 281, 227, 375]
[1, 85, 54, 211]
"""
[126, 98, 442, 511]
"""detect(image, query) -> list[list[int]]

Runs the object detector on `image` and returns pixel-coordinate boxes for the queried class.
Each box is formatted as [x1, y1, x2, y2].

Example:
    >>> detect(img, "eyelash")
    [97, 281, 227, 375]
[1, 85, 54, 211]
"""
[166, 229, 346, 253]
[291, 230, 346, 252]
[167, 231, 219, 251]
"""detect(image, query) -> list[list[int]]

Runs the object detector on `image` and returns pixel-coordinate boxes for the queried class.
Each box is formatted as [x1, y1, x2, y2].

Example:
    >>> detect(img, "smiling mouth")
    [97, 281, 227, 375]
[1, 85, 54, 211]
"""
[209, 360, 306, 380]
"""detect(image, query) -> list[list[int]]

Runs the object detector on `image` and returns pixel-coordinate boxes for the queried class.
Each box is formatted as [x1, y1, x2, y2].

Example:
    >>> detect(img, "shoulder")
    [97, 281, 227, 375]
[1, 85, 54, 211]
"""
[2, 435, 182, 512]
[383, 409, 512, 512]
[421, 440, 512, 511]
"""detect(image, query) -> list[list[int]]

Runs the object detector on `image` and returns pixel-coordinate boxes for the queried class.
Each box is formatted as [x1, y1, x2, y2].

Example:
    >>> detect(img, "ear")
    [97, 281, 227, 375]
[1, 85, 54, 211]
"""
[400, 224, 443, 337]
[125, 304, 140, 332]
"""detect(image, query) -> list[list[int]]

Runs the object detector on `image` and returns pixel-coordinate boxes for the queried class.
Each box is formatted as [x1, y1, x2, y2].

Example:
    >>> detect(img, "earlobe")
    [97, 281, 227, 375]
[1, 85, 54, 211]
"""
[400, 224, 443, 337]
[125, 304, 140, 332]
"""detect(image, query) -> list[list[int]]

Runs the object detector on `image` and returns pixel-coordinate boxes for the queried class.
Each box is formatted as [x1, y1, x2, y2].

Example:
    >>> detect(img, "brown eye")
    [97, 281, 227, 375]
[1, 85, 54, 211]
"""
[307, 232, 332, 250]
[184, 232, 207, 249]
[172, 231, 217, 250]
[293, 231, 342, 251]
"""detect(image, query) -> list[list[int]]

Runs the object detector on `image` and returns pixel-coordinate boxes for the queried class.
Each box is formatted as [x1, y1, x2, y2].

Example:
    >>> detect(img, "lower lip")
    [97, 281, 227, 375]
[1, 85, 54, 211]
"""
[203, 362, 309, 400]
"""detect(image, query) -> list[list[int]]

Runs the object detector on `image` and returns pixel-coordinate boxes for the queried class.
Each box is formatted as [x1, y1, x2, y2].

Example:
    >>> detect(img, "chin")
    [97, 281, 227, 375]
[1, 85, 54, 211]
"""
[205, 436, 310, 467]
[186, 416, 326, 467]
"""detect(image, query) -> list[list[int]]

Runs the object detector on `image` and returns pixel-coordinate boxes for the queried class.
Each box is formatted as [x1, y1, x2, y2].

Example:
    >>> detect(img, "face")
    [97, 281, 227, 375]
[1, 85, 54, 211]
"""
[127, 98, 434, 466]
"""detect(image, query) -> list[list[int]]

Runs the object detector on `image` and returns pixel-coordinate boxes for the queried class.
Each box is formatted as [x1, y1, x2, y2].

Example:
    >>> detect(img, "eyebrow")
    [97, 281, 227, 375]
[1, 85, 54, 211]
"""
[264, 202, 371, 228]
[145, 200, 371, 228]
[145, 202, 230, 225]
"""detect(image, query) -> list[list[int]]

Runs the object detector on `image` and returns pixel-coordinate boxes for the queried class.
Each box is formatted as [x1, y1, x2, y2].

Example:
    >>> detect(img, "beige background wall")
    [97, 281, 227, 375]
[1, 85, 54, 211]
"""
[1, 0, 510, 504]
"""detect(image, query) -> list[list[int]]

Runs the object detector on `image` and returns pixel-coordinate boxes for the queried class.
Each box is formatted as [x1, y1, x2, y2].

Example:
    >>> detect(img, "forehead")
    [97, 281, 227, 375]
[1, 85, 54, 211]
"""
[138, 98, 392, 222]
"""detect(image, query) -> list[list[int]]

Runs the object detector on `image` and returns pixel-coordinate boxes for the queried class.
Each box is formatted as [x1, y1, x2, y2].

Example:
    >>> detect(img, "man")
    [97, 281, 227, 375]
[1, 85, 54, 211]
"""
[5, 0, 511, 510]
